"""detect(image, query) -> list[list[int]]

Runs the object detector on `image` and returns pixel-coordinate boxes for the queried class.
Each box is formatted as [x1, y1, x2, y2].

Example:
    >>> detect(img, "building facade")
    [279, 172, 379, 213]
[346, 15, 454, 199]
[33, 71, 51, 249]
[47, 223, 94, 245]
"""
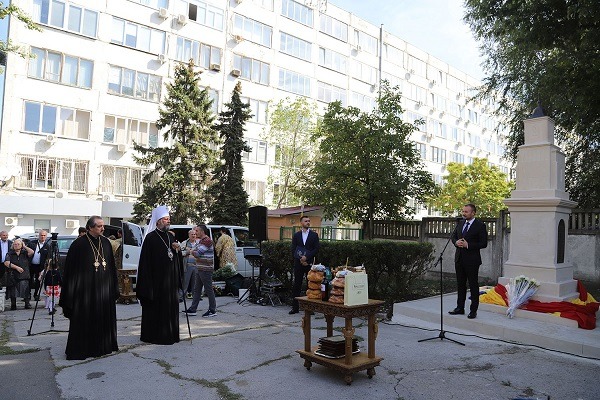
[0, 0, 509, 235]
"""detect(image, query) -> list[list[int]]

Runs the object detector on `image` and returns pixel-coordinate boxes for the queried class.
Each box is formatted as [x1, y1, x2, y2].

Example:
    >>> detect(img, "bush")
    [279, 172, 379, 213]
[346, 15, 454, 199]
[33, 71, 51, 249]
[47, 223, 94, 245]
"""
[260, 240, 435, 317]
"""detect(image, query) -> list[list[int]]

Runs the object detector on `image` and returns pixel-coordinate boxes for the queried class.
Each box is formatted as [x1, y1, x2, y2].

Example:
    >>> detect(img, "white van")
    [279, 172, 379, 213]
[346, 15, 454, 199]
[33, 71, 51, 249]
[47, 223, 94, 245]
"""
[119, 222, 259, 279]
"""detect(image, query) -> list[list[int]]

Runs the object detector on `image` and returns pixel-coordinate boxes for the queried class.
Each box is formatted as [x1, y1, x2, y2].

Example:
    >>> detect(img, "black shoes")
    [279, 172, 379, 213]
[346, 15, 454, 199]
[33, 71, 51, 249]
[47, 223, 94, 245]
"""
[448, 308, 465, 315]
[24, 302, 32, 309]
[467, 311, 477, 319]
[288, 309, 299, 315]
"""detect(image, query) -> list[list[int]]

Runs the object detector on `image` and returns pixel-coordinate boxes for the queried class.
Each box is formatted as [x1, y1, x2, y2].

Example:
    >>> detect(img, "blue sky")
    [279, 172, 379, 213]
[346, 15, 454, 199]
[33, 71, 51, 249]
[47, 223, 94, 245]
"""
[330, 0, 485, 80]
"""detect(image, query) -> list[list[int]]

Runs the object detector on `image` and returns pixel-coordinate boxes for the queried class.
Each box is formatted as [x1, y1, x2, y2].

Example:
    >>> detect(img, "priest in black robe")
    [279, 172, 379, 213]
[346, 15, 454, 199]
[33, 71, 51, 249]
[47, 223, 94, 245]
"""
[60, 216, 119, 360]
[136, 206, 182, 345]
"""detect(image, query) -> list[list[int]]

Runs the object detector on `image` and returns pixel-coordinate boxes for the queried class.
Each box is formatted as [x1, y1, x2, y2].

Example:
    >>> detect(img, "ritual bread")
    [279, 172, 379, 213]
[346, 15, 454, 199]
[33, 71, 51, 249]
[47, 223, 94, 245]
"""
[330, 286, 344, 296]
[331, 277, 345, 288]
[307, 270, 324, 282]
[306, 289, 322, 299]
[308, 281, 321, 290]
[328, 294, 344, 304]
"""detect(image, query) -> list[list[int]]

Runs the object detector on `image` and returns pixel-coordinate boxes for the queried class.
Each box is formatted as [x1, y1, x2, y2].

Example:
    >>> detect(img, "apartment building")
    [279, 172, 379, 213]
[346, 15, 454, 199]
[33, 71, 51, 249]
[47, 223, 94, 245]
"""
[0, 0, 509, 235]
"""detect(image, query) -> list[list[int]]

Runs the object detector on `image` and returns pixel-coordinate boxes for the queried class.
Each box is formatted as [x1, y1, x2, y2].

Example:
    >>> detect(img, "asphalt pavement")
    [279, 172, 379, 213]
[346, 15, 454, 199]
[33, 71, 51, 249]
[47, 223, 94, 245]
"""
[1, 294, 599, 400]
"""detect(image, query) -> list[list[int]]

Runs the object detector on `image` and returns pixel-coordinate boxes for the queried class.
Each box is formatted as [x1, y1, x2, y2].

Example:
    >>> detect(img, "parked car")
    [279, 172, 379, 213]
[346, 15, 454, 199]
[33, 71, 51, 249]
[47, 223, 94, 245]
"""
[16, 234, 78, 273]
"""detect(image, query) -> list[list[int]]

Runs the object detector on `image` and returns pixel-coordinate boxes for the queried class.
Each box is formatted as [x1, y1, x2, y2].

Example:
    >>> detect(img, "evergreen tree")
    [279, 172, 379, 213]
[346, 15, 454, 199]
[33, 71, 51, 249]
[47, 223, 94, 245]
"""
[133, 61, 218, 224]
[208, 81, 252, 226]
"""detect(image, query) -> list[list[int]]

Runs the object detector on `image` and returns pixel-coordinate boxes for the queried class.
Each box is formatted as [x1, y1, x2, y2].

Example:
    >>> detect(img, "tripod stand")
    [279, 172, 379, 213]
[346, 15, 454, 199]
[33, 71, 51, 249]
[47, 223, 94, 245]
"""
[28, 233, 67, 336]
[419, 218, 465, 346]
[238, 247, 263, 305]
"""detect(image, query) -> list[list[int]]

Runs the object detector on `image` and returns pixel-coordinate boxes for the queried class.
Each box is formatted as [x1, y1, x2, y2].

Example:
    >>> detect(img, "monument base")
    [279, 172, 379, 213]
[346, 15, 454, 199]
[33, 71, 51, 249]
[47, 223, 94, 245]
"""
[499, 261, 578, 302]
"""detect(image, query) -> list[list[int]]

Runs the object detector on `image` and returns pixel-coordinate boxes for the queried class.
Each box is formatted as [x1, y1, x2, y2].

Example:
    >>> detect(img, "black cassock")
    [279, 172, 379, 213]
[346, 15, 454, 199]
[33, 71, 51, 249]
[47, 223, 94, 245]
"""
[136, 229, 181, 345]
[60, 234, 119, 360]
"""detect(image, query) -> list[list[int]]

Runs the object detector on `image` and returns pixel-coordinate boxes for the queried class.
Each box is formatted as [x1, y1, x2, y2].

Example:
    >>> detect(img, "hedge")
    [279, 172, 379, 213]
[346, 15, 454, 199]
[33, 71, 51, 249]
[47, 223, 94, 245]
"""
[260, 240, 435, 317]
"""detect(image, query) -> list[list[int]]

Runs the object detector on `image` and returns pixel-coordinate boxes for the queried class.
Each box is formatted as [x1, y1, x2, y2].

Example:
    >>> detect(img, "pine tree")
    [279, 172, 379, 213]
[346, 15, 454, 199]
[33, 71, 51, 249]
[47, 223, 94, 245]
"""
[132, 61, 218, 224]
[208, 81, 252, 226]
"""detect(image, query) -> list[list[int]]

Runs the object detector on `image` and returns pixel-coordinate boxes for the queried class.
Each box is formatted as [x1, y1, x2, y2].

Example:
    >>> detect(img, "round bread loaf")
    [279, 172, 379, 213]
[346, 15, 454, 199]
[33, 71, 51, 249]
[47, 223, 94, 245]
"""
[331, 277, 345, 288]
[330, 287, 344, 296]
[328, 294, 344, 303]
[306, 288, 322, 299]
[307, 270, 324, 282]
[308, 281, 321, 290]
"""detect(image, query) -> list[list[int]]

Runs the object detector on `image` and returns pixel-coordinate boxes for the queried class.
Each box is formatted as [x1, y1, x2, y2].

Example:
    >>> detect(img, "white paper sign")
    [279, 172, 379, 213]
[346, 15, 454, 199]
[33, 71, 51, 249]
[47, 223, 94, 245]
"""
[344, 273, 368, 306]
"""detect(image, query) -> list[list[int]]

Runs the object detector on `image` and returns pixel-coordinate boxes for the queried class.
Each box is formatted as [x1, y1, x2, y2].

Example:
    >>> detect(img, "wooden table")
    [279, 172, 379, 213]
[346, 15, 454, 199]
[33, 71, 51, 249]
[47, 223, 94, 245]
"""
[295, 296, 384, 385]
[117, 269, 137, 304]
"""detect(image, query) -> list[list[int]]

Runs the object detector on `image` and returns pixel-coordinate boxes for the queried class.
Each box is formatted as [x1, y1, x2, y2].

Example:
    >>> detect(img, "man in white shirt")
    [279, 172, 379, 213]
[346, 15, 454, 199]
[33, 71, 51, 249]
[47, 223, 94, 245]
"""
[27, 230, 50, 301]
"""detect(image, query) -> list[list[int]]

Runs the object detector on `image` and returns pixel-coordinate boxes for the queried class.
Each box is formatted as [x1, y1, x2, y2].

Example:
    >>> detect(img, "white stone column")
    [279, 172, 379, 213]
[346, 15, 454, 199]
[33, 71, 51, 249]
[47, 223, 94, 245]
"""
[500, 114, 578, 302]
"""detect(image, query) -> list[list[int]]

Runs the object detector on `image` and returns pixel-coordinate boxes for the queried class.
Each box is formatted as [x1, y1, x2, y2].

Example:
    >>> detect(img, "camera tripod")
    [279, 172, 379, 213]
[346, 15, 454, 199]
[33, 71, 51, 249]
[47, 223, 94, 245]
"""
[27, 233, 67, 336]
[238, 247, 264, 305]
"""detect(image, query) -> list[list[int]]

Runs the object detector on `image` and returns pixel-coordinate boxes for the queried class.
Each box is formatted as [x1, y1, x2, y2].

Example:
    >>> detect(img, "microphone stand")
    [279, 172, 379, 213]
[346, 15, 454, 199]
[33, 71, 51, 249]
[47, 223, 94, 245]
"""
[419, 217, 465, 346]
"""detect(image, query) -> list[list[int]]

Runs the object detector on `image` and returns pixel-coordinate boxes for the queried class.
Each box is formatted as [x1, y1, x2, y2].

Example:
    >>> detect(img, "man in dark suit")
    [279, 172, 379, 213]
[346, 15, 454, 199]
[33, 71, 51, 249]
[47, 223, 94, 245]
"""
[27, 230, 50, 301]
[0, 230, 12, 283]
[449, 203, 488, 319]
[289, 215, 320, 314]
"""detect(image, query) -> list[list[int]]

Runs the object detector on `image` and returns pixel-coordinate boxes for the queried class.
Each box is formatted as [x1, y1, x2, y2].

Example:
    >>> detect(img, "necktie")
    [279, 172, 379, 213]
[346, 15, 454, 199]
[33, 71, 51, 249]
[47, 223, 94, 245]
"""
[462, 221, 470, 234]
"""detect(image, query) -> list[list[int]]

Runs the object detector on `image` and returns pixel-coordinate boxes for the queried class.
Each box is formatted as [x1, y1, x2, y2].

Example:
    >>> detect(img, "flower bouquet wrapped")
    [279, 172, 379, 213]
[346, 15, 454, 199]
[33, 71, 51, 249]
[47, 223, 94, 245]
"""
[506, 275, 540, 318]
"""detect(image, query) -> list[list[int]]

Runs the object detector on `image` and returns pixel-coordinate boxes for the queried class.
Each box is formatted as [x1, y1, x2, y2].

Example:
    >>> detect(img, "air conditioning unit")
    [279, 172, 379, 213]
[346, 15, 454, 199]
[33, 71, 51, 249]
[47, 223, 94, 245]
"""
[425, 133, 433, 141]
[45, 134, 55, 144]
[439, 111, 445, 118]
[177, 14, 188, 25]
[369, 84, 377, 93]
[209, 63, 221, 71]
[157, 53, 166, 63]
[456, 92, 463, 100]
[65, 219, 79, 229]
[122, 197, 132, 202]
[415, 101, 423, 108]
[117, 143, 128, 152]
[54, 190, 67, 199]
[102, 194, 115, 201]
[4, 216, 17, 226]
[158, 7, 169, 19]
[233, 34, 244, 43]
[430, 80, 436, 86]
[230, 68, 241, 77]
[352, 44, 362, 52]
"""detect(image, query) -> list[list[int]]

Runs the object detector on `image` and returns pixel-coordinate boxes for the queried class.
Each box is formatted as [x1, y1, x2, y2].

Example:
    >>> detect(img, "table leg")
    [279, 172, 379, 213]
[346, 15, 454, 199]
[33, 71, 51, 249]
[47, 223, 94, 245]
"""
[324, 314, 334, 337]
[302, 310, 312, 352]
[342, 317, 355, 365]
[344, 374, 353, 385]
[368, 313, 377, 358]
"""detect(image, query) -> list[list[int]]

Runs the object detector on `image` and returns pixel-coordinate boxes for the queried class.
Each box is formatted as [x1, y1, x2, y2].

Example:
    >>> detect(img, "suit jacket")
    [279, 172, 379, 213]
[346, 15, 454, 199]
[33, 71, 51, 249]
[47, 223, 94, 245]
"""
[291, 229, 320, 267]
[1, 239, 12, 263]
[452, 218, 488, 266]
[28, 239, 51, 267]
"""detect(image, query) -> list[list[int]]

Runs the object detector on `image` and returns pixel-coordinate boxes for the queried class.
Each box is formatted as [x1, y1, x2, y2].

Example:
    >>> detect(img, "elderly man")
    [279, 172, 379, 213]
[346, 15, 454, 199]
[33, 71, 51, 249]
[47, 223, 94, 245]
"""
[0, 231, 12, 283]
[136, 206, 182, 345]
[27, 230, 50, 301]
[60, 216, 119, 360]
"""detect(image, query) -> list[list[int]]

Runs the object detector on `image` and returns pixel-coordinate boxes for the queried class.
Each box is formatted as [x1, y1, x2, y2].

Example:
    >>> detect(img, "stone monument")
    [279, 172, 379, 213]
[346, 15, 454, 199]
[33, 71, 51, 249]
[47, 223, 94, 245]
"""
[500, 105, 579, 302]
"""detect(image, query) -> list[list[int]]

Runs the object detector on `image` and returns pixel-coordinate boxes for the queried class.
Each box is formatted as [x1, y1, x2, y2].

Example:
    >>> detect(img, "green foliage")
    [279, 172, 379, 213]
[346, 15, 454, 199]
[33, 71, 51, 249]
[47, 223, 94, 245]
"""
[208, 81, 251, 226]
[261, 97, 318, 208]
[463, 0, 600, 208]
[0, 3, 42, 64]
[430, 158, 514, 218]
[133, 61, 218, 224]
[261, 240, 434, 317]
[302, 81, 436, 236]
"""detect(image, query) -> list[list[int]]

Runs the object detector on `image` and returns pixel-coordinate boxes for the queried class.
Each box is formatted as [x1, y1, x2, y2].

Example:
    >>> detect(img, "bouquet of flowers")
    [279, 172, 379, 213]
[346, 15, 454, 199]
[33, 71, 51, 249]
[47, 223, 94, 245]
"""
[506, 275, 540, 318]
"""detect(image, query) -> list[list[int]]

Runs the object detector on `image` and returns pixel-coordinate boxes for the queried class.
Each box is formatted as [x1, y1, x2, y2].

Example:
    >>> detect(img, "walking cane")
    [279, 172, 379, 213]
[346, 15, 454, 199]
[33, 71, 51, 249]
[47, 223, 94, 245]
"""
[174, 249, 192, 343]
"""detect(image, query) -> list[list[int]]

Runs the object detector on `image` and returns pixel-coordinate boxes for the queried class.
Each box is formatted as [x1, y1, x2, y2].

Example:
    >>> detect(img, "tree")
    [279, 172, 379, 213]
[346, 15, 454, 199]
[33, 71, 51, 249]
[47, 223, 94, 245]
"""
[133, 61, 218, 224]
[463, 0, 600, 208]
[429, 158, 514, 218]
[207, 81, 252, 226]
[261, 97, 318, 209]
[302, 82, 436, 238]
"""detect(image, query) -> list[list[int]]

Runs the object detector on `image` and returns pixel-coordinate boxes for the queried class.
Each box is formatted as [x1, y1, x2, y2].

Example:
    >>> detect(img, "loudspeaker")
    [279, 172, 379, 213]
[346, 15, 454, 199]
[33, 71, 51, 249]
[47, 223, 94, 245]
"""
[248, 206, 268, 242]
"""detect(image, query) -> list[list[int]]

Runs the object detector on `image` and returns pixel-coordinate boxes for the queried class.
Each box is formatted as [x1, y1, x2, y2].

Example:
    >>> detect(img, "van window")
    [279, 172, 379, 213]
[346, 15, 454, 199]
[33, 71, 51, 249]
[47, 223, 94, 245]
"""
[233, 228, 254, 247]
[123, 223, 142, 246]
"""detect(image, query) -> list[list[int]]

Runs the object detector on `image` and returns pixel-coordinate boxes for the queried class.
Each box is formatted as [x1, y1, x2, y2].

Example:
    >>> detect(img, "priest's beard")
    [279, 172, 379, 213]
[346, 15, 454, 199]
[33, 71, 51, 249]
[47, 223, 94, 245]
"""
[158, 224, 171, 233]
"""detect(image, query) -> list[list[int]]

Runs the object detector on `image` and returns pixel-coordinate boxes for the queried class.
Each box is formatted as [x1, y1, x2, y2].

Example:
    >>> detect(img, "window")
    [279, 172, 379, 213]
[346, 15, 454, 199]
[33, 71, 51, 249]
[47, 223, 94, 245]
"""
[32, 0, 98, 37]
[381, 72, 402, 88]
[17, 154, 88, 191]
[100, 165, 144, 195]
[384, 44, 403, 65]
[451, 151, 465, 164]
[280, 32, 312, 61]
[201, 87, 219, 115]
[353, 30, 377, 55]
[244, 180, 265, 204]
[28, 47, 93, 88]
[233, 14, 272, 47]
[233, 55, 270, 85]
[242, 139, 267, 163]
[352, 61, 376, 84]
[447, 74, 465, 92]
[430, 147, 446, 164]
[104, 115, 159, 147]
[407, 55, 426, 76]
[468, 109, 479, 124]
[111, 18, 165, 54]
[414, 142, 426, 159]
[108, 66, 161, 102]
[130, 0, 168, 8]
[177, 0, 224, 30]
[317, 82, 346, 106]
[281, 0, 313, 26]
[23, 101, 90, 139]
[34, 219, 51, 233]
[318, 47, 347, 73]
[175, 36, 222, 68]
[350, 92, 375, 112]
[278, 68, 310, 96]
[319, 14, 347, 42]
[406, 83, 427, 103]
[429, 120, 447, 139]
[240, 97, 268, 124]
[406, 112, 425, 131]
[451, 127, 465, 143]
